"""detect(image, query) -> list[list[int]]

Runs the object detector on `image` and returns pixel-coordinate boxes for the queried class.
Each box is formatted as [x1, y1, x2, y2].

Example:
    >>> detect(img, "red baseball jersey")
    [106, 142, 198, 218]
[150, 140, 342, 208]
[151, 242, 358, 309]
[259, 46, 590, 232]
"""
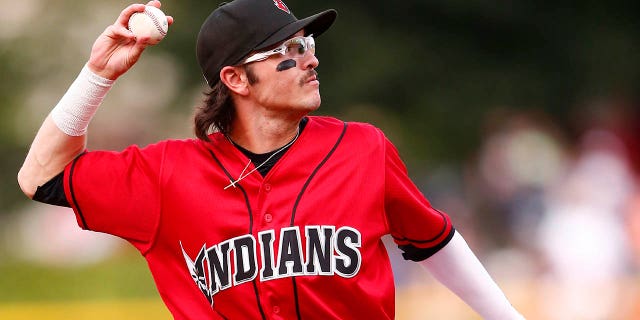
[63, 116, 454, 319]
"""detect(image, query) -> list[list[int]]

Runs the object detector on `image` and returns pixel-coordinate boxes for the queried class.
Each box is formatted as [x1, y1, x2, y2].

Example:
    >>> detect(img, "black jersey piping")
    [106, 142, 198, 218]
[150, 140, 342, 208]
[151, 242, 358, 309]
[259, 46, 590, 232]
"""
[207, 149, 267, 320]
[215, 310, 230, 320]
[207, 150, 256, 233]
[68, 152, 89, 230]
[398, 227, 456, 261]
[289, 121, 348, 226]
[289, 121, 348, 320]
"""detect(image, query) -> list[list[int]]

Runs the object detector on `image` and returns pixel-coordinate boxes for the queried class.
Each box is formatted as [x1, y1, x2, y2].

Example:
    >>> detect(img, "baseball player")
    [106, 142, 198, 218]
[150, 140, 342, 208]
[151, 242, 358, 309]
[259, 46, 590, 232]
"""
[18, 0, 525, 319]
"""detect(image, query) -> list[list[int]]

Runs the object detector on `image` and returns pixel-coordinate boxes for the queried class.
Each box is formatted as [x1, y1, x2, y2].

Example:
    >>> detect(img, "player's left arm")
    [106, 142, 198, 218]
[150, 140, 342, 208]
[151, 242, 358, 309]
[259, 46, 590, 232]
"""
[420, 231, 525, 319]
[381, 133, 524, 319]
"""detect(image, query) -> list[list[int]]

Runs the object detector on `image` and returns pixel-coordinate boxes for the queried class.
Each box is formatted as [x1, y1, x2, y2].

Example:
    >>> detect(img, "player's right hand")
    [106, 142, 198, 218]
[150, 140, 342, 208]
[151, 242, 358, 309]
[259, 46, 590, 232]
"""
[86, 1, 174, 80]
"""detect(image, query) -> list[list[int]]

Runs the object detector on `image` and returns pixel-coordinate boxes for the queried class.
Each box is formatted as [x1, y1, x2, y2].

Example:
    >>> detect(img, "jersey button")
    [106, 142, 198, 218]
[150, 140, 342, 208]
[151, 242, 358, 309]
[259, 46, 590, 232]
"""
[264, 213, 273, 223]
[264, 183, 272, 192]
[273, 305, 280, 314]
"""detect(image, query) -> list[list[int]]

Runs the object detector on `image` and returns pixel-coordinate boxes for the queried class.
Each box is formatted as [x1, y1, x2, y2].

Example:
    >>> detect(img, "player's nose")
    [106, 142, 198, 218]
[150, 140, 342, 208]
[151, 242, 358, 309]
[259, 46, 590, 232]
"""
[300, 51, 319, 70]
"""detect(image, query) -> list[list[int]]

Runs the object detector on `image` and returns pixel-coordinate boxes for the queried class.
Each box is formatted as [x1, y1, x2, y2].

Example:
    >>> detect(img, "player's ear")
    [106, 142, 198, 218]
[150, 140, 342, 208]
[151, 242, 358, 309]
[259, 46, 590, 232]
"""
[220, 66, 249, 96]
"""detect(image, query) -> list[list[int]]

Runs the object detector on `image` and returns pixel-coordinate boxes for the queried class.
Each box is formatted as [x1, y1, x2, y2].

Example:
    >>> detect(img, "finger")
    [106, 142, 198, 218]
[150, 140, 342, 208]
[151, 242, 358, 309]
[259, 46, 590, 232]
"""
[114, 3, 146, 28]
[128, 41, 149, 60]
[166, 15, 174, 26]
[103, 24, 136, 43]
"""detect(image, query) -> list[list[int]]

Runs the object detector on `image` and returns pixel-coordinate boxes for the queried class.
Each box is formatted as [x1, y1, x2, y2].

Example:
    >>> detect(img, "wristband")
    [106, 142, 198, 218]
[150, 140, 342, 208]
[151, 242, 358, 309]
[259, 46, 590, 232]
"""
[50, 64, 114, 136]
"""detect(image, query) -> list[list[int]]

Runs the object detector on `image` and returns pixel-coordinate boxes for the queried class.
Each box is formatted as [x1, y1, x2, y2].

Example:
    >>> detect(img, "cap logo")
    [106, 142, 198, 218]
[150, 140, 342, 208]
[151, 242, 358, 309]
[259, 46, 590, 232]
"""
[273, 0, 291, 14]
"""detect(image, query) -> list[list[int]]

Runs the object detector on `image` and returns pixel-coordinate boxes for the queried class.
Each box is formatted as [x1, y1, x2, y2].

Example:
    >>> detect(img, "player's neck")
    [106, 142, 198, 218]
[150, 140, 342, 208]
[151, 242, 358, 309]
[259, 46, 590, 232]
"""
[229, 115, 302, 154]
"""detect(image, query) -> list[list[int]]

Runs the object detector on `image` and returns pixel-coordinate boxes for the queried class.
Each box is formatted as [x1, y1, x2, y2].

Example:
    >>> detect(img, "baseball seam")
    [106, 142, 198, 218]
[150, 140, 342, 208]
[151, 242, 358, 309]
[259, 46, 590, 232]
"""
[143, 9, 167, 36]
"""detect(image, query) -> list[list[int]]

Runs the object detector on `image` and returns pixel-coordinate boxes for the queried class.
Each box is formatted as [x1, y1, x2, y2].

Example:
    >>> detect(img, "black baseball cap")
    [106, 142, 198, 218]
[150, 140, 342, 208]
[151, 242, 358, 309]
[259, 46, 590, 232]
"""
[196, 0, 337, 87]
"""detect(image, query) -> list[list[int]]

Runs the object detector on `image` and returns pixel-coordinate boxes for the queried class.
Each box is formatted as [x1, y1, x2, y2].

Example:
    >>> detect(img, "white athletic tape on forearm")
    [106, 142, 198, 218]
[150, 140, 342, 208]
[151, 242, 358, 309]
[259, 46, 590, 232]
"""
[50, 64, 114, 136]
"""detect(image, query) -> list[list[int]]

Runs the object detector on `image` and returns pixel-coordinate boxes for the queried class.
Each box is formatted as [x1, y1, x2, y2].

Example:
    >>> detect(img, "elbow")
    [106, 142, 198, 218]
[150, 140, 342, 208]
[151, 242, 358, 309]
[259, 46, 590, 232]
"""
[17, 167, 37, 199]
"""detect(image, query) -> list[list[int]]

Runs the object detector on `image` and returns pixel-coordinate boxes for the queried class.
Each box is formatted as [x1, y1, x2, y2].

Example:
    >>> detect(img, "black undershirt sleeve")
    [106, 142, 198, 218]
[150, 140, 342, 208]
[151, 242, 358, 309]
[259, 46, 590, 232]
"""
[397, 227, 456, 261]
[33, 172, 70, 207]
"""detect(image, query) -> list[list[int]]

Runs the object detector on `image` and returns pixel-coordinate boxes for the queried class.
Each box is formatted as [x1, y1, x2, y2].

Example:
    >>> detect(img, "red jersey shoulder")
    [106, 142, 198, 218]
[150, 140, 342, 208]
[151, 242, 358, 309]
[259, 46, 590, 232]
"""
[104, 139, 212, 180]
[125, 138, 212, 163]
[308, 116, 385, 143]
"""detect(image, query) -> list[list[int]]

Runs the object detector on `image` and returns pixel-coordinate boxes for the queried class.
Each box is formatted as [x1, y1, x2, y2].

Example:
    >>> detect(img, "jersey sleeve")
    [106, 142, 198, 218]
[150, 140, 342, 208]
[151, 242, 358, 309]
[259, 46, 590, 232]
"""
[384, 137, 455, 261]
[63, 142, 167, 250]
[33, 172, 70, 207]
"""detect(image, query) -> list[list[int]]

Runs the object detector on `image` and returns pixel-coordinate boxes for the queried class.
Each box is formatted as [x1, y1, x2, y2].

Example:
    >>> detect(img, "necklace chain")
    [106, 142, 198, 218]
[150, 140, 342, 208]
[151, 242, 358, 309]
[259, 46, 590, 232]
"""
[224, 128, 300, 190]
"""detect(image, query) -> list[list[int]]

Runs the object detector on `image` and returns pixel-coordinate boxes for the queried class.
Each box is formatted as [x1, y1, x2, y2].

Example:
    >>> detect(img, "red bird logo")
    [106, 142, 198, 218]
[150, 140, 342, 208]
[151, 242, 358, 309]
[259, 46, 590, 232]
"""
[273, 0, 291, 14]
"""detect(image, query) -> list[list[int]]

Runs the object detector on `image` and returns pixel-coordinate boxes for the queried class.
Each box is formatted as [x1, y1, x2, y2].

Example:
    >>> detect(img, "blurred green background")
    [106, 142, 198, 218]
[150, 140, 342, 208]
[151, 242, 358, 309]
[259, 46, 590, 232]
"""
[2, 0, 640, 319]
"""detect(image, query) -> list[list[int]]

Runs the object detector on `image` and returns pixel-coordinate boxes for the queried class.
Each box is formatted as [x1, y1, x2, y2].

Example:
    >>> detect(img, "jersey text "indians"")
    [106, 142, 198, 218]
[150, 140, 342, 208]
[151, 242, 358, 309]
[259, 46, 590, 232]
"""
[180, 225, 362, 306]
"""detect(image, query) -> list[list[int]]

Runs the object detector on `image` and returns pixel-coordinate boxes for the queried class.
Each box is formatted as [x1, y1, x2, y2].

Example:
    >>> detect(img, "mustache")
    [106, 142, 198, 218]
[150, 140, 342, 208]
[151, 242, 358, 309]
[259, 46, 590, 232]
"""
[300, 69, 318, 85]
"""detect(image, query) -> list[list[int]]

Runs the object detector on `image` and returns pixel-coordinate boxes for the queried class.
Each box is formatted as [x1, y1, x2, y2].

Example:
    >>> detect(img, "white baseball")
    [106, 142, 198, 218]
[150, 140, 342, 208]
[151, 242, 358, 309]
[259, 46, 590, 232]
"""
[127, 5, 168, 45]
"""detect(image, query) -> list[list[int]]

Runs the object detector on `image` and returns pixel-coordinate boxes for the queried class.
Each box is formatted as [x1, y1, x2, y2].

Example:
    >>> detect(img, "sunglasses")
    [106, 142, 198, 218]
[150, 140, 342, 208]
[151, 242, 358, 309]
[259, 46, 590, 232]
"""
[242, 35, 315, 64]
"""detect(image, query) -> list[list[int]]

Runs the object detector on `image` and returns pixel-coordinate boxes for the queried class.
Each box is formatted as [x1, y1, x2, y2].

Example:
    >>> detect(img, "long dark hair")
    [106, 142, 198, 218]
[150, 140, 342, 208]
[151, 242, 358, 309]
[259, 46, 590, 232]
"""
[194, 80, 235, 141]
[194, 65, 258, 141]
